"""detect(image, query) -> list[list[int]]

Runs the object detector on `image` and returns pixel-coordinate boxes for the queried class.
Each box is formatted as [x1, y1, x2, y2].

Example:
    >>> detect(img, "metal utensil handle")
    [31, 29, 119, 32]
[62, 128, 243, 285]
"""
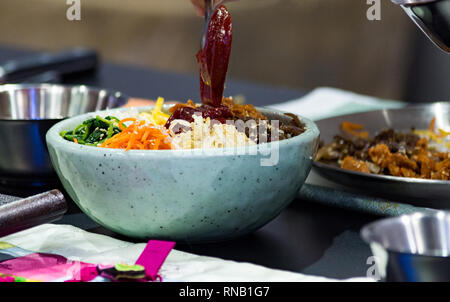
[0, 48, 98, 83]
[0, 189, 68, 237]
[298, 183, 437, 217]
[201, 0, 216, 48]
[205, 0, 215, 20]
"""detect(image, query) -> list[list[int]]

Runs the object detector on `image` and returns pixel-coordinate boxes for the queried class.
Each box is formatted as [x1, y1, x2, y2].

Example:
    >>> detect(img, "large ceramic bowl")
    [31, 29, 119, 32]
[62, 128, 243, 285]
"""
[46, 106, 319, 242]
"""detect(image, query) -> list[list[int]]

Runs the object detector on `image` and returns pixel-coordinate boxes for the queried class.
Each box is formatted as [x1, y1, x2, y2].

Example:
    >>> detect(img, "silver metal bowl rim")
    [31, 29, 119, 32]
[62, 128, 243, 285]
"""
[0, 83, 129, 122]
[313, 161, 450, 185]
[313, 101, 450, 185]
[360, 210, 450, 257]
[314, 101, 450, 121]
[46, 105, 320, 157]
[391, 0, 439, 6]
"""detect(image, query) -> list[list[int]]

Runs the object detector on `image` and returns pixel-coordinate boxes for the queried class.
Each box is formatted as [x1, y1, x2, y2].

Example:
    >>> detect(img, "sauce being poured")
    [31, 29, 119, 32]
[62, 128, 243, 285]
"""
[165, 5, 233, 129]
[196, 5, 233, 107]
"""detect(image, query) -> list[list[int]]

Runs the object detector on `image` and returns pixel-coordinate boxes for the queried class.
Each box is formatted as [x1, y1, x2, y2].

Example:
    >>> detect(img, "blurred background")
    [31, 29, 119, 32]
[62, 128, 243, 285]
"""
[0, 0, 449, 103]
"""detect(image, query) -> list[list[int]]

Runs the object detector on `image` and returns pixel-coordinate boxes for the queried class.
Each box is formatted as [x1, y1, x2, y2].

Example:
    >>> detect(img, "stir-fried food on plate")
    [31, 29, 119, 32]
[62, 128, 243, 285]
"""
[315, 119, 450, 180]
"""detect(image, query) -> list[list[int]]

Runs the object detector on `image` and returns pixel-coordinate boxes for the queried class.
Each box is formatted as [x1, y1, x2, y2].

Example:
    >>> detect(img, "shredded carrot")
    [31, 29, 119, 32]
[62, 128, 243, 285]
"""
[429, 117, 436, 133]
[118, 118, 137, 130]
[74, 138, 78, 144]
[135, 142, 145, 150]
[141, 128, 151, 142]
[153, 138, 160, 150]
[100, 118, 171, 151]
[341, 121, 369, 139]
[427, 117, 450, 138]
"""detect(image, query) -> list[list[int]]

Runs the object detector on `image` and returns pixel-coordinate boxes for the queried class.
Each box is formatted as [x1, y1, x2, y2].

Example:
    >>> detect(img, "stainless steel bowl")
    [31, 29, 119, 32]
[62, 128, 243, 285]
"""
[361, 211, 450, 281]
[392, 0, 450, 53]
[0, 84, 128, 185]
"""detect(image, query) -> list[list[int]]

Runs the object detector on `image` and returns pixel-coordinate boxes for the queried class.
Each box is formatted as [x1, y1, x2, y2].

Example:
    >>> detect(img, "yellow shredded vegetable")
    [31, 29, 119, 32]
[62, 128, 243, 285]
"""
[439, 128, 450, 137]
[139, 97, 170, 126]
[413, 117, 450, 150]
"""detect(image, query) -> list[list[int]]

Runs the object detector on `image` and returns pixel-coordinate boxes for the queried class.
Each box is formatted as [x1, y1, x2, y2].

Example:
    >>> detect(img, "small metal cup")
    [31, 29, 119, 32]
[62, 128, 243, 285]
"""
[361, 211, 450, 281]
[392, 0, 450, 53]
[0, 84, 128, 186]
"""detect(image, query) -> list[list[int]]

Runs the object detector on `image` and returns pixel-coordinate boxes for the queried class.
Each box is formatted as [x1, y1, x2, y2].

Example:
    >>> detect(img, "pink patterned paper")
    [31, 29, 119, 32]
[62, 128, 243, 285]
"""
[0, 253, 94, 281]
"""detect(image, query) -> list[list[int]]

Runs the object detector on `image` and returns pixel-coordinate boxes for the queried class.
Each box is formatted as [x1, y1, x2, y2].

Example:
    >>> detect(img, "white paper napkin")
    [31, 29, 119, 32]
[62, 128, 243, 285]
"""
[0, 224, 372, 282]
[268, 87, 405, 121]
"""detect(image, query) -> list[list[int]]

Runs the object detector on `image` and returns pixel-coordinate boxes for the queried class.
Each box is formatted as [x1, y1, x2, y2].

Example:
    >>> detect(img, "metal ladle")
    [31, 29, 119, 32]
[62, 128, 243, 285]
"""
[201, 0, 216, 49]
[392, 0, 450, 53]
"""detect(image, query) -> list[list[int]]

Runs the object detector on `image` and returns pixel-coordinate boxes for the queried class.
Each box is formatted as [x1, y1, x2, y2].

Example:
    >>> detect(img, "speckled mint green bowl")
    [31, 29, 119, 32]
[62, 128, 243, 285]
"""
[46, 106, 319, 242]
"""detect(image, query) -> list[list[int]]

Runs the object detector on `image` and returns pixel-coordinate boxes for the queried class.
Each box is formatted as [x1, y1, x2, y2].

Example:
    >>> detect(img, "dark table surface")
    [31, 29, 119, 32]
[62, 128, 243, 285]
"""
[0, 46, 379, 280]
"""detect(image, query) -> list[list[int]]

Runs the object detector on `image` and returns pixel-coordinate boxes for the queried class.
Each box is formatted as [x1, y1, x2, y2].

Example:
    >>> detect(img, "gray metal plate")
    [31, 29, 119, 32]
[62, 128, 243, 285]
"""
[313, 102, 450, 207]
